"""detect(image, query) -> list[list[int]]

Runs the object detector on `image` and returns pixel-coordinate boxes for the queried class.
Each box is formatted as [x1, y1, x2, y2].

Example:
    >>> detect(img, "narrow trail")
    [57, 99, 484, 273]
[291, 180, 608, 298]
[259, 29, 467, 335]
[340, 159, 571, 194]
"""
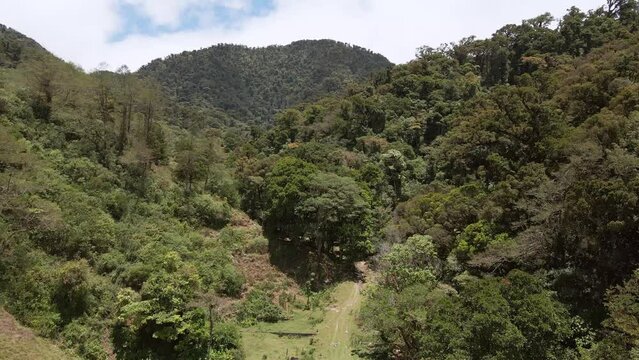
[242, 281, 364, 360]
[315, 280, 362, 359]
[242, 262, 370, 359]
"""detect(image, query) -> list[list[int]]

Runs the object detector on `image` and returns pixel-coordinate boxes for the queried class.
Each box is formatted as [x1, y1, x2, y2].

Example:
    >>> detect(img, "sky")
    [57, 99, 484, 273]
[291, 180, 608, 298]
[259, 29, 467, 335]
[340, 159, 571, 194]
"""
[0, 0, 606, 72]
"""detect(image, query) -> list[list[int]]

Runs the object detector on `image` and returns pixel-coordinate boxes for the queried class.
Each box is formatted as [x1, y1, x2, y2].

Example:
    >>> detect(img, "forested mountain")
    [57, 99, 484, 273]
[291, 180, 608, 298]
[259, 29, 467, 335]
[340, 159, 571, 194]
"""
[0, 25, 51, 67]
[137, 40, 392, 124]
[3, 1, 639, 359]
[230, 1, 639, 358]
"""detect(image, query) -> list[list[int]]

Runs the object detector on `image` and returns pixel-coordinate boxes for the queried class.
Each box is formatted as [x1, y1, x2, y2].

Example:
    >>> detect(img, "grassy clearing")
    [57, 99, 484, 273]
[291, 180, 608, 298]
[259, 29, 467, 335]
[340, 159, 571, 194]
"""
[314, 281, 362, 360]
[242, 281, 362, 360]
[242, 307, 321, 360]
[0, 309, 78, 360]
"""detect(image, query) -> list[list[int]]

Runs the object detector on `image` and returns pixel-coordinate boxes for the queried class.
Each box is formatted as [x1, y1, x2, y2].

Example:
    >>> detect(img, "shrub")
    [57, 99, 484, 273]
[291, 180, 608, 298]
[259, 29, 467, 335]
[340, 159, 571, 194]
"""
[219, 264, 245, 297]
[193, 194, 232, 228]
[95, 251, 126, 275]
[177, 194, 232, 229]
[118, 262, 153, 291]
[455, 220, 510, 261]
[211, 322, 242, 352]
[237, 290, 284, 324]
[204, 166, 241, 207]
[54, 260, 96, 322]
[59, 157, 118, 191]
[217, 227, 246, 251]
[207, 350, 236, 360]
[101, 189, 129, 220]
[61, 319, 108, 360]
[244, 236, 269, 254]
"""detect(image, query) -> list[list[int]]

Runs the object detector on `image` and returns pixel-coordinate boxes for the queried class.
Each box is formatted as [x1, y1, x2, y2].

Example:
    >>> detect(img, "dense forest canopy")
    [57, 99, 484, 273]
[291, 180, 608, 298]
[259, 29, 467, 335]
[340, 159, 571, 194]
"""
[138, 40, 392, 126]
[3, 0, 639, 359]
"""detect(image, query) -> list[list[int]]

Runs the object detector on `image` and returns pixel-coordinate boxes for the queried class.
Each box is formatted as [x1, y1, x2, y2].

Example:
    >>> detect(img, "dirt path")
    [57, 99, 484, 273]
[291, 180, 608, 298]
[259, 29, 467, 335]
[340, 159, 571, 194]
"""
[241, 281, 363, 360]
[242, 262, 370, 359]
[314, 281, 362, 359]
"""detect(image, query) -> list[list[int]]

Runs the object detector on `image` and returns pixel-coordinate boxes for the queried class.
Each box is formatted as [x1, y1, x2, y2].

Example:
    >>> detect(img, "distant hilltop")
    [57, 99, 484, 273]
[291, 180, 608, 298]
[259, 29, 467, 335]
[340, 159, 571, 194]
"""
[138, 39, 392, 124]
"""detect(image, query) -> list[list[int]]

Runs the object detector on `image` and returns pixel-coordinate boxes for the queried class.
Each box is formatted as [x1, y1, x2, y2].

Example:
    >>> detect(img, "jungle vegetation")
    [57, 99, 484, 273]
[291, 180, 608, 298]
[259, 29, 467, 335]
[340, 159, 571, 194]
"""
[3, 1, 639, 359]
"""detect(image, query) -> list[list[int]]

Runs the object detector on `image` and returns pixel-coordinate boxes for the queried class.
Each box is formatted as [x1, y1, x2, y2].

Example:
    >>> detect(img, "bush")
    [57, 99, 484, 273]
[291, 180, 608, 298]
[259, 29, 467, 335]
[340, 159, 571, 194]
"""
[95, 251, 126, 275]
[54, 260, 95, 323]
[216, 227, 268, 254]
[193, 194, 232, 228]
[61, 319, 109, 360]
[207, 350, 236, 360]
[177, 194, 232, 229]
[0, 95, 7, 115]
[217, 227, 245, 251]
[101, 189, 129, 220]
[204, 167, 241, 207]
[455, 220, 510, 261]
[237, 290, 284, 324]
[211, 322, 242, 352]
[118, 262, 153, 291]
[244, 236, 269, 254]
[219, 264, 245, 297]
[3, 261, 60, 337]
[59, 157, 118, 191]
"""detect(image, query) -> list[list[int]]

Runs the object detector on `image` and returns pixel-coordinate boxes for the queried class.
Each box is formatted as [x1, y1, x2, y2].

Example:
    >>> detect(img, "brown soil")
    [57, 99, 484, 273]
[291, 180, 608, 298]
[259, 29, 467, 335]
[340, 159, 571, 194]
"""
[235, 253, 302, 297]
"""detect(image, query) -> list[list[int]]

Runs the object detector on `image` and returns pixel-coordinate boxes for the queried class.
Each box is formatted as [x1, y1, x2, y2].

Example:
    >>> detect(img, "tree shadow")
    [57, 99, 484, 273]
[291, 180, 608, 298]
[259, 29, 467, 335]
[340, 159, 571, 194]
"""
[266, 232, 359, 291]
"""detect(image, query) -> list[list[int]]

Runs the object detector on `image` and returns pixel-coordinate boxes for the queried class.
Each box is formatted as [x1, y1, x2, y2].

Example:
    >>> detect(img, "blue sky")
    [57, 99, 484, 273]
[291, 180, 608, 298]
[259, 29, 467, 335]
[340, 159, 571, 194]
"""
[0, 0, 607, 71]
[110, 0, 276, 42]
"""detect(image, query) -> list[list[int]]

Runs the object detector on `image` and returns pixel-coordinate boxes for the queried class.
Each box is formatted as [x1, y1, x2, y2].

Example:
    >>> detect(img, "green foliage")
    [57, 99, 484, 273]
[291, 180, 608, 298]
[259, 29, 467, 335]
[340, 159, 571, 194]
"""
[4, 3, 639, 359]
[296, 172, 374, 258]
[210, 322, 242, 353]
[0, 35, 245, 358]
[54, 260, 98, 323]
[176, 193, 232, 229]
[361, 270, 574, 359]
[174, 137, 208, 193]
[61, 319, 109, 360]
[379, 234, 439, 290]
[454, 220, 510, 261]
[113, 253, 210, 359]
[218, 264, 245, 298]
[138, 40, 392, 124]
[237, 289, 285, 324]
[243, 235, 269, 254]
[0, 24, 51, 68]
[207, 349, 236, 360]
[263, 156, 317, 228]
[589, 268, 639, 359]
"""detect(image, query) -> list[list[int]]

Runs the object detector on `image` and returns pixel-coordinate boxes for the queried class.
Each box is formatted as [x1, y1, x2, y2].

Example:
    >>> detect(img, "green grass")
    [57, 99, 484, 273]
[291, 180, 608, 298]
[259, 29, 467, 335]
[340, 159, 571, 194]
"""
[242, 281, 362, 360]
[242, 307, 321, 360]
[313, 282, 362, 360]
[0, 310, 78, 360]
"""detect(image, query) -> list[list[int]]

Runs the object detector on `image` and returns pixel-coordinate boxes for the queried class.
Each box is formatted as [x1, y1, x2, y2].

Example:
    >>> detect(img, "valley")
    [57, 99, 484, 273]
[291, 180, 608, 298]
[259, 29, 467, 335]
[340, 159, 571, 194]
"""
[3, 1, 639, 359]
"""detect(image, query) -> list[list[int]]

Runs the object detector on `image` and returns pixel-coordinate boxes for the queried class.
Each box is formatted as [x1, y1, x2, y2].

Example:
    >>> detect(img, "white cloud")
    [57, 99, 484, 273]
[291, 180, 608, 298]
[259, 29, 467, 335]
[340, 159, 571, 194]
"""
[0, 0, 606, 71]
[0, 0, 120, 67]
[119, 0, 252, 28]
[122, 0, 197, 27]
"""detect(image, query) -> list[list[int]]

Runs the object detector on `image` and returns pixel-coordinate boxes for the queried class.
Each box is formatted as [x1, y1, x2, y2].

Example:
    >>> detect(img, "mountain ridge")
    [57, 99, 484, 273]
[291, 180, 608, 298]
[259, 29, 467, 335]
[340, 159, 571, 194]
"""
[0, 23, 392, 126]
[137, 39, 392, 124]
[0, 24, 52, 67]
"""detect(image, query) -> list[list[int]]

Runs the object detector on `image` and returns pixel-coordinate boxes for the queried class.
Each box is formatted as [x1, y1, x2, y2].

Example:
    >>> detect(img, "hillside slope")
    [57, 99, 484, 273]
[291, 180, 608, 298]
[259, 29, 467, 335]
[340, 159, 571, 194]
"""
[5, 2, 639, 360]
[138, 40, 392, 124]
[0, 309, 78, 360]
[0, 24, 51, 67]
